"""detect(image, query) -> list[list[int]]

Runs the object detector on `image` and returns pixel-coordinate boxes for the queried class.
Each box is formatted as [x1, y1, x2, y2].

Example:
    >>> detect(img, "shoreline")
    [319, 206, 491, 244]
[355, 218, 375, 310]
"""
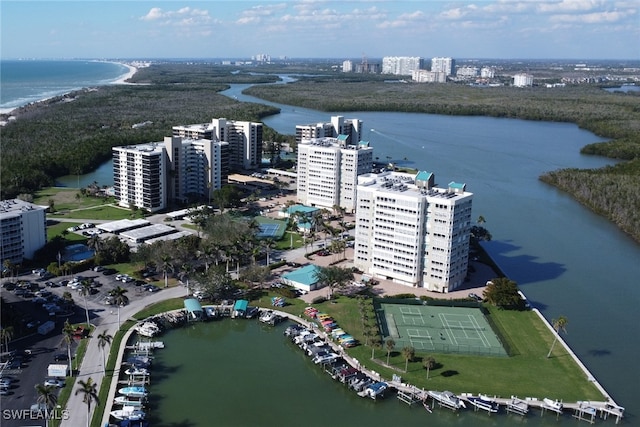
[0, 60, 140, 122]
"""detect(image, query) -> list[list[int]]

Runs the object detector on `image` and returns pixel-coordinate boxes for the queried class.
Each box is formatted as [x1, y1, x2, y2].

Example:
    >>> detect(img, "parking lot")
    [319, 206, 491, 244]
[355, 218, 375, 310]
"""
[0, 268, 165, 426]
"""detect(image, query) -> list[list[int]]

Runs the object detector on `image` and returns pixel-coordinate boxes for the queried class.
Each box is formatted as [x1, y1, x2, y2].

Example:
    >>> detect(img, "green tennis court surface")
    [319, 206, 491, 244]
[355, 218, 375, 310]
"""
[376, 302, 508, 356]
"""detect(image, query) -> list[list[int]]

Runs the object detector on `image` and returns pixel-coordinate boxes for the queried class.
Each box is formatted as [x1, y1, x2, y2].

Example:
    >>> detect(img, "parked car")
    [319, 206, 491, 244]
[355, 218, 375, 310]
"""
[468, 293, 482, 302]
[43, 378, 65, 388]
[102, 268, 117, 276]
[145, 285, 161, 293]
[93, 265, 104, 272]
[0, 377, 16, 387]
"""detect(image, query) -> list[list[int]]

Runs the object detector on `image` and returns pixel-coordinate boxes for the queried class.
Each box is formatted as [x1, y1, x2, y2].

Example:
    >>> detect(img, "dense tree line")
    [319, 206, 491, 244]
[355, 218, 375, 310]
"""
[0, 67, 282, 199]
[244, 79, 640, 242]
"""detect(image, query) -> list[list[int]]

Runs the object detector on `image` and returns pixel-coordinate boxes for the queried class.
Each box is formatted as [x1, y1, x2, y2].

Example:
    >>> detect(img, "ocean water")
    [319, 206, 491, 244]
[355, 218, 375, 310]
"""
[0, 59, 129, 113]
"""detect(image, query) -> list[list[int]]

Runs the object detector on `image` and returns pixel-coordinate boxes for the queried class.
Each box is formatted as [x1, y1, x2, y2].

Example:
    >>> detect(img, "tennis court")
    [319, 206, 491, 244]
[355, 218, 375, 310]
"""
[254, 216, 287, 240]
[376, 302, 508, 356]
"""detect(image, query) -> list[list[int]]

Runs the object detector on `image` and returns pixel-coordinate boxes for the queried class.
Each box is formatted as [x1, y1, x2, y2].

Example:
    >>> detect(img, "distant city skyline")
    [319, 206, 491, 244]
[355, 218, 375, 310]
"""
[1, 1, 638, 60]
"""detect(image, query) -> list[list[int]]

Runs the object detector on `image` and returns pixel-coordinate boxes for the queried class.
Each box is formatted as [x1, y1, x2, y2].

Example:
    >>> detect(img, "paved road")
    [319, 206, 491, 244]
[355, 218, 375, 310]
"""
[59, 284, 186, 427]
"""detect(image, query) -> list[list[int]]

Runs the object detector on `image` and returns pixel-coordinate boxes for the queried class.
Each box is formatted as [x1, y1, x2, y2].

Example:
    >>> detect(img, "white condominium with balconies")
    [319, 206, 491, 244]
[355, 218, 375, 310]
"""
[354, 171, 473, 292]
[113, 142, 167, 212]
[0, 199, 47, 264]
[296, 137, 373, 212]
[173, 118, 262, 171]
[295, 115, 363, 146]
[163, 137, 229, 204]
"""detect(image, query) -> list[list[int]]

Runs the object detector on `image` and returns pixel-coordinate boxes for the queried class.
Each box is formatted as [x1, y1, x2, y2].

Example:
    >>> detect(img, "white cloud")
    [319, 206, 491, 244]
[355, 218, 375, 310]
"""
[537, 0, 603, 13]
[139, 6, 212, 26]
[550, 9, 635, 23]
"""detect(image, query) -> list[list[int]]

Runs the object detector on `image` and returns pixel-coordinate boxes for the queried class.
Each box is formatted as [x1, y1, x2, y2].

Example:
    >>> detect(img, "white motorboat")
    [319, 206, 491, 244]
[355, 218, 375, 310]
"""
[110, 405, 146, 421]
[118, 386, 148, 398]
[134, 321, 161, 337]
[543, 398, 564, 413]
[125, 367, 149, 376]
[427, 390, 466, 410]
[466, 394, 499, 413]
[114, 396, 146, 407]
[313, 352, 340, 365]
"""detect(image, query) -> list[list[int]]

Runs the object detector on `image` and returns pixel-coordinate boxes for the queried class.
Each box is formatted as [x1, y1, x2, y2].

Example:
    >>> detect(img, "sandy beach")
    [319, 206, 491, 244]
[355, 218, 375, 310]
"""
[110, 61, 140, 84]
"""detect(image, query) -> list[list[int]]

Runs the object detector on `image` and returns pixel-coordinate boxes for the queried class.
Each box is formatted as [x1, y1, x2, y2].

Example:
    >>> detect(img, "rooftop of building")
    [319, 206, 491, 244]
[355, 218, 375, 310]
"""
[114, 142, 164, 153]
[299, 137, 372, 150]
[282, 264, 320, 286]
[0, 199, 46, 218]
[358, 171, 471, 199]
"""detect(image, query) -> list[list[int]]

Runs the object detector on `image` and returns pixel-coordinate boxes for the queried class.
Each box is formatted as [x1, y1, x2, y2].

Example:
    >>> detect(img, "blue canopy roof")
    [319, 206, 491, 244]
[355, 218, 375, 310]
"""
[234, 300, 249, 311]
[184, 298, 203, 313]
[282, 264, 320, 286]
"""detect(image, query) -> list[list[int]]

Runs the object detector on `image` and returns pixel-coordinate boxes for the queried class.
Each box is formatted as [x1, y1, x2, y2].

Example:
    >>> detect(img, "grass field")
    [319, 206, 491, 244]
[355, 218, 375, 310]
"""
[273, 295, 603, 402]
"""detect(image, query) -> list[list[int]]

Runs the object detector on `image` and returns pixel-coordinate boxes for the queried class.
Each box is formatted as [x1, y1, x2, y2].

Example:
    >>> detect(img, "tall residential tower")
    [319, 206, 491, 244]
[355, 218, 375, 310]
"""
[354, 171, 473, 292]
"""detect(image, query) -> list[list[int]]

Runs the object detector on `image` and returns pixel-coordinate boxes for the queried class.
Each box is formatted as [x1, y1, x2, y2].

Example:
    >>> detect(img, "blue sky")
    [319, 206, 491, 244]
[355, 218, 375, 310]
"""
[1, 1, 638, 60]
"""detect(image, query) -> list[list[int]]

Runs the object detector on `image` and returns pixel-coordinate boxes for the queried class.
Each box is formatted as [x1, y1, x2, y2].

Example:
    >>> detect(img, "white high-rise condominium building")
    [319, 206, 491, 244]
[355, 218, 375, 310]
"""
[342, 60, 354, 72]
[174, 119, 262, 171]
[0, 199, 46, 264]
[113, 143, 167, 212]
[297, 137, 373, 212]
[354, 171, 473, 292]
[295, 116, 363, 145]
[114, 136, 230, 210]
[164, 137, 229, 204]
[382, 57, 424, 75]
[513, 73, 534, 87]
[431, 57, 456, 76]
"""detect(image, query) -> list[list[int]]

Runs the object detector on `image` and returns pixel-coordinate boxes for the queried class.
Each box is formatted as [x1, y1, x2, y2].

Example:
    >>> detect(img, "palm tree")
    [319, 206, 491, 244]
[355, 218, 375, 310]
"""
[62, 320, 75, 376]
[0, 326, 14, 355]
[477, 215, 486, 225]
[423, 356, 436, 379]
[160, 254, 174, 288]
[109, 286, 129, 327]
[34, 383, 58, 427]
[97, 331, 112, 375]
[402, 346, 415, 372]
[180, 263, 193, 296]
[79, 279, 93, 328]
[261, 238, 275, 265]
[370, 336, 382, 360]
[547, 315, 568, 358]
[75, 377, 99, 427]
[385, 338, 395, 365]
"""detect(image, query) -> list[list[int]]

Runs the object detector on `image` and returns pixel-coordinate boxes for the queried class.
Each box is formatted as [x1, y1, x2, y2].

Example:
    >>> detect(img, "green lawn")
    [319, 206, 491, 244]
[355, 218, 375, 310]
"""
[275, 231, 304, 250]
[34, 188, 112, 211]
[46, 221, 86, 242]
[53, 205, 142, 221]
[272, 295, 603, 402]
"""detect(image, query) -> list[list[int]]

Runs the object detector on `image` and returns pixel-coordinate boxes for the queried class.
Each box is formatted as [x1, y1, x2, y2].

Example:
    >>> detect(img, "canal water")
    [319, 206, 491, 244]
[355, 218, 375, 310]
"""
[146, 319, 594, 427]
[66, 80, 639, 423]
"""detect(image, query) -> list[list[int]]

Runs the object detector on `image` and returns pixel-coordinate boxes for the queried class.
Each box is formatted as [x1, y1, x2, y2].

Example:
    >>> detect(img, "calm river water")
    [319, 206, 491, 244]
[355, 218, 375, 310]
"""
[68, 81, 639, 425]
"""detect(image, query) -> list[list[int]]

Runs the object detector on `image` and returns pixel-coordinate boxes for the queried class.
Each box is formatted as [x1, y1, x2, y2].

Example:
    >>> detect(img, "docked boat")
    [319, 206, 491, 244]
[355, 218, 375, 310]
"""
[466, 394, 499, 413]
[357, 381, 389, 400]
[110, 405, 146, 421]
[259, 310, 284, 325]
[542, 398, 564, 413]
[313, 351, 340, 365]
[427, 390, 466, 410]
[134, 321, 161, 338]
[114, 396, 146, 407]
[506, 396, 529, 415]
[118, 386, 148, 398]
[125, 367, 149, 376]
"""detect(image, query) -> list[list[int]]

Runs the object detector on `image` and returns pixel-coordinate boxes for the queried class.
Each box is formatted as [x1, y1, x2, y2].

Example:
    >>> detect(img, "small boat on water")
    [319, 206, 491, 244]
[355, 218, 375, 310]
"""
[134, 321, 161, 338]
[357, 382, 389, 400]
[259, 310, 284, 325]
[466, 394, 499, 413]
[110, 405, 146, 421]
[427, 390, 466, 410]
[114, 396, 146, 407]
[506, 396, 529, 415]
[118, 386, 148, 398]
[542, 398, 564, 413]
[125, 367, 149, 376]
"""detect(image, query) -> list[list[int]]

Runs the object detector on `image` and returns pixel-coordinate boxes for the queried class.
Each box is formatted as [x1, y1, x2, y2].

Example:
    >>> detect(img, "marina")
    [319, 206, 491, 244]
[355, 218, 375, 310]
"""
[111, 307, 627, 427]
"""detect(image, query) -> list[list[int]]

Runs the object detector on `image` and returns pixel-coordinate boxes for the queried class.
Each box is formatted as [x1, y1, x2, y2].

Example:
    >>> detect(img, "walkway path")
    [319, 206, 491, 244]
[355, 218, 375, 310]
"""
[59, 285, 186, 427]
